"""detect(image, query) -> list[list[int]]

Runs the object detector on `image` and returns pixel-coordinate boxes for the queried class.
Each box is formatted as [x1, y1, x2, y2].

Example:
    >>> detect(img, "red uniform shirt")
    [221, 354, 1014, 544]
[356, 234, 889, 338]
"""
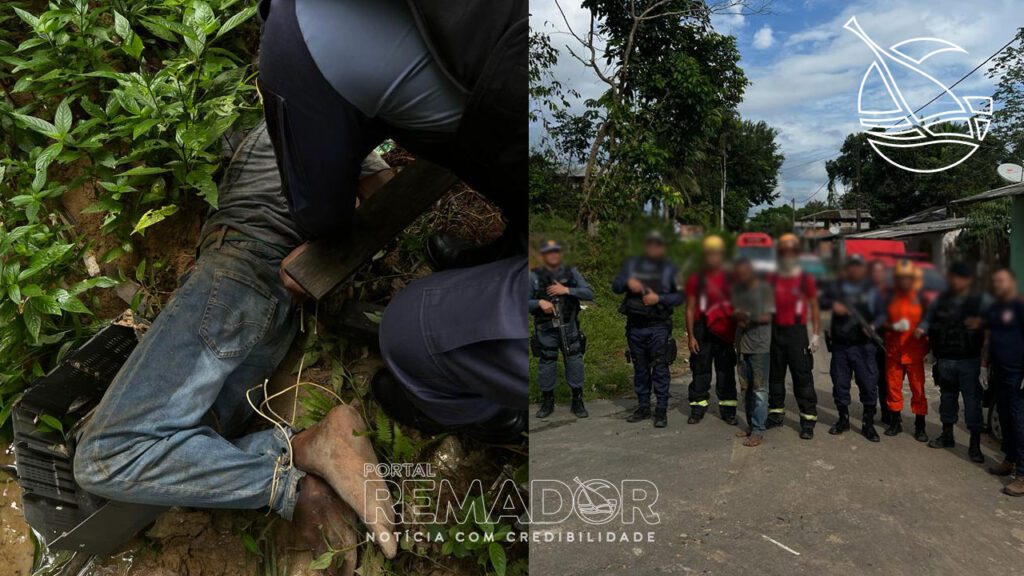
[685, 269, 730, 317]
[771, 273, 817, 326]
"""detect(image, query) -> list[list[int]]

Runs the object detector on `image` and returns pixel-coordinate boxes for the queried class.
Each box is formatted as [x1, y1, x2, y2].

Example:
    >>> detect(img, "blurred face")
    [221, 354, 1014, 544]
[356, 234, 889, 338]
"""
[735, 262, 754, 283]
[895, 273, 914, 292]
[703, 249, 723, 268]
[948, 274, 971, 293]
[542, 250, 562, 268]
[992, 270, 1018, 299]
[846, 263, 866, 282]
[870, 262, 886, 285]
[645, 241, 667, 260]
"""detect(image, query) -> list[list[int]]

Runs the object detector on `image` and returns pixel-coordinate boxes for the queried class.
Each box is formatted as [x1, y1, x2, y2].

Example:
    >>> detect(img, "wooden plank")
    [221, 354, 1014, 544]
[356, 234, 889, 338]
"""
[284, 160, 459, 299]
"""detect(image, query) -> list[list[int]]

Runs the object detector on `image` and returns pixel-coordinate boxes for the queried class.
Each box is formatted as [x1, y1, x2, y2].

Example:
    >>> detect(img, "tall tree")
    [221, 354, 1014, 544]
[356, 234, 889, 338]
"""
[989, 27, 1024, 157]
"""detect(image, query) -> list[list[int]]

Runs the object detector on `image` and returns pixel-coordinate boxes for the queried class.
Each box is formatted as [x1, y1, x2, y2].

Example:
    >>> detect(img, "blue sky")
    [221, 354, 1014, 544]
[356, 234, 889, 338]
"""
[531, 0, 1023, 214]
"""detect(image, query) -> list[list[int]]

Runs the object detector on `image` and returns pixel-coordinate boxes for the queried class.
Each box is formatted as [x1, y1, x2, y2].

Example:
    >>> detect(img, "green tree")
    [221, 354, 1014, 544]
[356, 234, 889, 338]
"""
[745, 204, 794, 237]
[989, 27, 1024, 157]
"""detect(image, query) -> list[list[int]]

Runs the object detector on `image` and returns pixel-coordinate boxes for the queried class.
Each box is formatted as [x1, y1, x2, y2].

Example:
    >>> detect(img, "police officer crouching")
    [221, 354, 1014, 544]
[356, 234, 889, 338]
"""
[613, 231, 684, 428]
[530, 240, 594, 419]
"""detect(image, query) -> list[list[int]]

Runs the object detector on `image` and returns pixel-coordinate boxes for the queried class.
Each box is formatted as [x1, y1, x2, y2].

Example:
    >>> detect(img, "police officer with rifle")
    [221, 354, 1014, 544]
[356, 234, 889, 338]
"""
[613, 231, 684, 428]
[530, 240, 594, 419]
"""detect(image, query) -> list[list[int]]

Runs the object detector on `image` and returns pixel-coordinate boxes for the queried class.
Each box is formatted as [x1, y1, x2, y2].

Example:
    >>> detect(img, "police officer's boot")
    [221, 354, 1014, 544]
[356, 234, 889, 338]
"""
[627, 405, 651, 423]
[766, 411, 785, 429]
[861, 407, 880, 442]
[828, 406, 850, 435]
[721, 409, 739, 426]
[913, 415, 928, 442]
[928, 424, 955, 449]
[571, 388, 588, 418]
[968, 431, 984, 463]
[536, 391, 555, 419]
[799, 419, 814, 440]
[653, 405, 668, 428]
[885, 412, 902, 436]
[687, 406, 705, 425]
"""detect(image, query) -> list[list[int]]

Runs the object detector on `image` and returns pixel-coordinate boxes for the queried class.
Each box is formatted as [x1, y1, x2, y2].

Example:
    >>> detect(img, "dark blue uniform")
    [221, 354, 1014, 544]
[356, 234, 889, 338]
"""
[612, 257, 683, 411]
[826, 280, 885, 410]
[986, 298, 1024, 470]
[529, 266, 594, 392]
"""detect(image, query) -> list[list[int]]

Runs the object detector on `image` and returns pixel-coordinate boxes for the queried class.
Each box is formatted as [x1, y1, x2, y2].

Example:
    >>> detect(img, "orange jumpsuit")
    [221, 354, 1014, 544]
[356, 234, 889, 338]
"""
[884, 289, 929, 415]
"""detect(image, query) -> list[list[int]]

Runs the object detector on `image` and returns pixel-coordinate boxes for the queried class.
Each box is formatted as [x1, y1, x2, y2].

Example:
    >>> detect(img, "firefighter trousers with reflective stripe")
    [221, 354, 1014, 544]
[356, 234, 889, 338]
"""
[768, 324, 817, 422]
[687, 320, 737, 416]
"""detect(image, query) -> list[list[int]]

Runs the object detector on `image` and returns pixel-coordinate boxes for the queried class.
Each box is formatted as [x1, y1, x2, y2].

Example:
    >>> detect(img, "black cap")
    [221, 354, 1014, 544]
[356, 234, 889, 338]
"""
[949, 261, 972, 278]
[539, 239, 563, 254]
[845, 254, 866, 266]
[645, 230, 666, 244]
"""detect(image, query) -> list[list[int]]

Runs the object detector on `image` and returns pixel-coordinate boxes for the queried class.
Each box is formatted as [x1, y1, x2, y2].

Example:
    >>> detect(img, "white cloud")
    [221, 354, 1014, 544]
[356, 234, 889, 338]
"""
[753, 25, 775, 49]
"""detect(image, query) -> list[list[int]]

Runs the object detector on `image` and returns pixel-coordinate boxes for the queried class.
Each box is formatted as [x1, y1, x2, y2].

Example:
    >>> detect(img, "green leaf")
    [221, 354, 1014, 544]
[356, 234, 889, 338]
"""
[23, 305, 41, 341]
[216, 5, 257, 39]
[55, 99, 72, 135]
[308, 552, 334, 571]
[35, 142, 63, 173]
[12, 113, 58, 138]
[132, 204, 179, 235]
[31, 295, 62, 316]
[12, 7, 40, 30]
[489, 542, 507, 576]
[113, 12, 132, 42]
[118, 165, 169, 177]
[239, 532, 260, 556]
[38, 414, 64, 434]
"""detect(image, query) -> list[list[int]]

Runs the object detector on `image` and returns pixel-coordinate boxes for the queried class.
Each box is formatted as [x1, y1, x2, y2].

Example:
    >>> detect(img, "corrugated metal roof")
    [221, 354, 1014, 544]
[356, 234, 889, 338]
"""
[950, 182, 1024, 205]
[846, 217, 965, 239]
[892, 206, 948, 225]
[797, 209, 873, 221]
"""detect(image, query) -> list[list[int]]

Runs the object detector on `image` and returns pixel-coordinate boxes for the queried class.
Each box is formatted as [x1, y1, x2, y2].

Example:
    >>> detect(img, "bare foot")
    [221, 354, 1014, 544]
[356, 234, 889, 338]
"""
[292, 404, 397, 559]
[743, 435, 763, 447]
[735, 430, 749, 438]
[292, 475, 358, 576]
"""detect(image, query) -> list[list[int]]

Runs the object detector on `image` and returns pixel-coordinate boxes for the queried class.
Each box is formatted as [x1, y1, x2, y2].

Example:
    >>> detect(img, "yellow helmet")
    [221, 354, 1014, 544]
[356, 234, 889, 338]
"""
[894, 259, 917, 277]
[778, 233, 799, 251]
[702, 235, 725, 252]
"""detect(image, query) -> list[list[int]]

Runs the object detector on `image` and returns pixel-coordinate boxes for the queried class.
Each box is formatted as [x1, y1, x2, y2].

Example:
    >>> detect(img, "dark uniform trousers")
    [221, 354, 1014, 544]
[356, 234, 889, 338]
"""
[993, 366, 1024, 468]
[830, 342, 879, 408]
[536, 321, 584, 392]
[768, 324, 818, 423]
[627, 322, 673, 410]
[687, 319, 738, 417]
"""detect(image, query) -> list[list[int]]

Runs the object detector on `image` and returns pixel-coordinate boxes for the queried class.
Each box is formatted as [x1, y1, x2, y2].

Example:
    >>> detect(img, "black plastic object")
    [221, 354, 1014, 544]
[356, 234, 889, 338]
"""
[11, 314, 165, 556]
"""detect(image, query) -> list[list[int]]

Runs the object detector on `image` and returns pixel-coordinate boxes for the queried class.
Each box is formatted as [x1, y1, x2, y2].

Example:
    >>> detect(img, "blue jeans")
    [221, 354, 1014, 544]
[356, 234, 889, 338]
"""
[739, 352, 770, 435]
[74, 239, 302, 519]
[934, 357, 983, 432]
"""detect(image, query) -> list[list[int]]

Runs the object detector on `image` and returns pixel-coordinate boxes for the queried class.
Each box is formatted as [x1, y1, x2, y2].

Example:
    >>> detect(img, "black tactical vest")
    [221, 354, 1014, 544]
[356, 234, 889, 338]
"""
[928, 292, 984, 359]
[619, 258, 673, 322]
[830, 281, 875, 346]
[532, 266, 580, 322]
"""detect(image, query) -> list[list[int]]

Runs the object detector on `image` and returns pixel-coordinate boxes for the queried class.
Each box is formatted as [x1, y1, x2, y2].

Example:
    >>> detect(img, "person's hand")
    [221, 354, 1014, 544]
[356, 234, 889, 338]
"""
[627, 278, 644, 294]
[891, 318, 911, 333]
[912, 328, 925, 339]
[547, 281, 570, 297]
[733, 309, 750, 321]
[642, 291, 660, 306]
[688, 335, 700, 354]
[964, 316, 983, 330]
[280, 242, 311, 297]
[538, 299, 555, 315]
[808, 334, 821, 353]
[979, 367, 989, 391]
[833, 301, 848, 315]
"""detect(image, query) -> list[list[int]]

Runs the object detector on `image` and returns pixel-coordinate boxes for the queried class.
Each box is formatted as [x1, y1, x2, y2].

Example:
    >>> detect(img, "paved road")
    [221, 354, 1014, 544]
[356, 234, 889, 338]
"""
[529, 346, 1024, 575]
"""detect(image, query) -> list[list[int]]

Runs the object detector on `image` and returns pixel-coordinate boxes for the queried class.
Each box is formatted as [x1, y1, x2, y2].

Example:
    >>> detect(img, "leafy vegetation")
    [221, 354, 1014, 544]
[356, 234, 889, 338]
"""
[0, 0, 261, 427]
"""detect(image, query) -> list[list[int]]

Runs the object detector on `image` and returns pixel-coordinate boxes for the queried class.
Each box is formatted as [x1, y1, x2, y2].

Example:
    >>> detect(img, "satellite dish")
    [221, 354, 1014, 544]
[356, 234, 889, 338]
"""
[997, 163, 1024, 183]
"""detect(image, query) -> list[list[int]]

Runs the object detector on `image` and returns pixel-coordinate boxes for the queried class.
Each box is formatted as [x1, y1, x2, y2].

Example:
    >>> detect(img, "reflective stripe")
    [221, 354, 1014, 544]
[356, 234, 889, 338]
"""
[768, 408, 786, 414]
[689, 400, 709, 407]
[719, 400, 738, 407]
[800, 413, 818, 421]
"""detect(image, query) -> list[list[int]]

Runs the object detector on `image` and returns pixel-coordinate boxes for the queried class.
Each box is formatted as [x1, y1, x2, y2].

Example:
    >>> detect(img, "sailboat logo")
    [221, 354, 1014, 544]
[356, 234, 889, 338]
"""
[845, 16, 992, 174]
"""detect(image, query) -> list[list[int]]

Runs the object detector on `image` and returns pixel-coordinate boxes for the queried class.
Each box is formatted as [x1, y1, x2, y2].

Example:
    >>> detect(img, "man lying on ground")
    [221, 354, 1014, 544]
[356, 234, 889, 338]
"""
[75, 123, 397, 574]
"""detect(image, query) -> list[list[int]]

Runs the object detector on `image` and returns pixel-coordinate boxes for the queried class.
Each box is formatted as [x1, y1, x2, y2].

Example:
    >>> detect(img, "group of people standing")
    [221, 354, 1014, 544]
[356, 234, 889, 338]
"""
[530, 233, 1024, 497]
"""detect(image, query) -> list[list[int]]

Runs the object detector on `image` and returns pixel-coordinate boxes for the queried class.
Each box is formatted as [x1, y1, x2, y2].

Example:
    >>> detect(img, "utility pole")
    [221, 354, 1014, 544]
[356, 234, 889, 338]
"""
[791, 197, 796, 229]
[720, 148, 727, 229]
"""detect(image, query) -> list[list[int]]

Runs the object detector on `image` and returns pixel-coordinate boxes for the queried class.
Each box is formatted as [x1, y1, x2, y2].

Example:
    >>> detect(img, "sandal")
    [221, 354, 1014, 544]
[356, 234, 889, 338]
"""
[743, 435, 763, 447]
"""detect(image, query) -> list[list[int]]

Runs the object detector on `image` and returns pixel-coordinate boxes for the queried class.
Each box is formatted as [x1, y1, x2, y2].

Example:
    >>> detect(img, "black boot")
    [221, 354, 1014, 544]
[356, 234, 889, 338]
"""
[913, 415, 928, 442]
[928, 424, 954, 449]
[862, 408, 880, 442]
[721, 409, 739, 426]
[653, 406, 668, 428]
[885, 412, 902, 436]
[571, 388, 589, 418]
[829, 406, 851, 435]
[627, 405, 651, 423]
[799, 420, 815, 440]
[968, 431, 984, 463]
[535, 391, 555, 419]
[687, 406, 705, 425]
[766, 412, 785, 429]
